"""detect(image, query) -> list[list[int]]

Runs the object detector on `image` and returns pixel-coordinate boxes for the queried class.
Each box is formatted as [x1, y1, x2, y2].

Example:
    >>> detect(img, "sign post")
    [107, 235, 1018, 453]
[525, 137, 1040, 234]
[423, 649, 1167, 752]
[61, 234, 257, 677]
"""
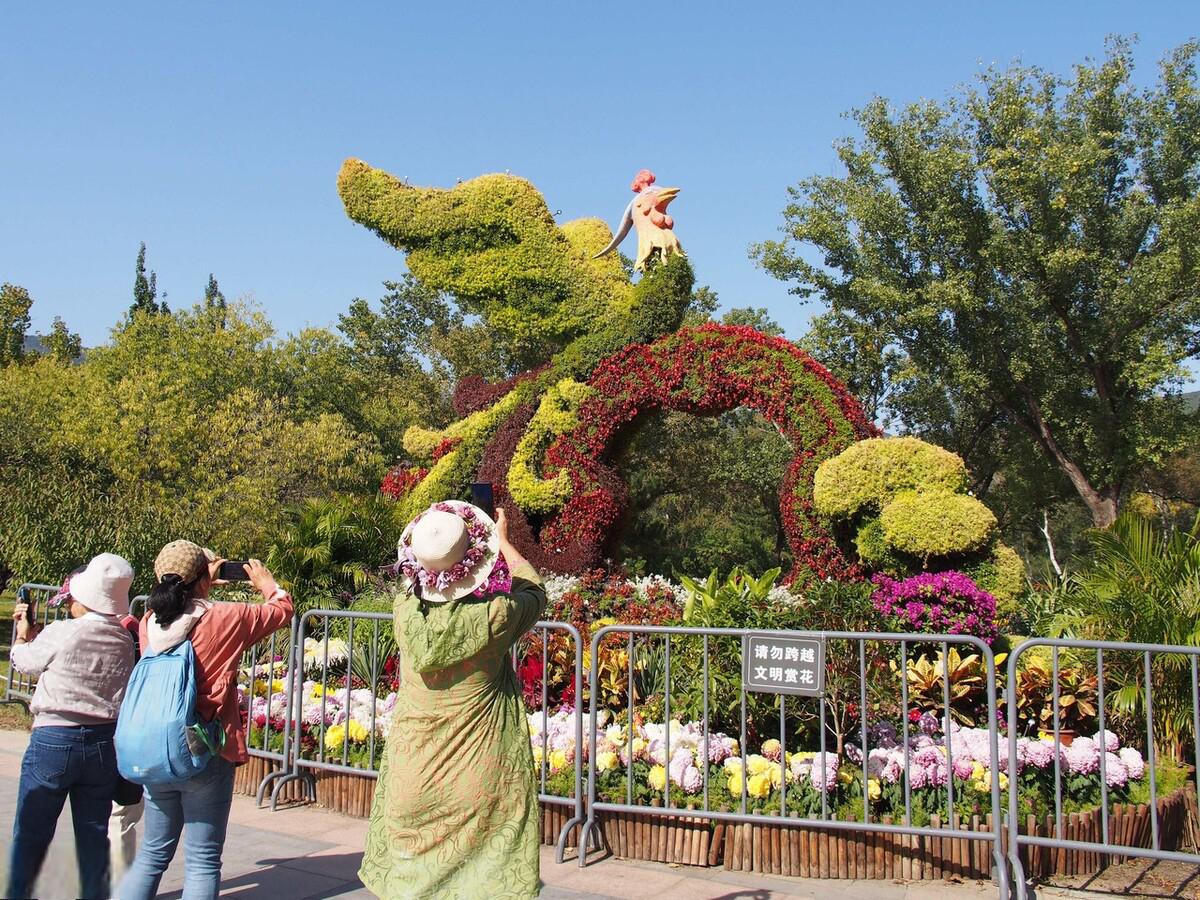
[743, 632, 825, 697]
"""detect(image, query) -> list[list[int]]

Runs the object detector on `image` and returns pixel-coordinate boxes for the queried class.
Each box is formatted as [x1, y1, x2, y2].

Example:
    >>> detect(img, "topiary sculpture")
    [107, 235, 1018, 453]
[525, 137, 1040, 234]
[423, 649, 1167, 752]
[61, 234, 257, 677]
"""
[339, 160, 876, 583]
[814, 437, 1023, 607]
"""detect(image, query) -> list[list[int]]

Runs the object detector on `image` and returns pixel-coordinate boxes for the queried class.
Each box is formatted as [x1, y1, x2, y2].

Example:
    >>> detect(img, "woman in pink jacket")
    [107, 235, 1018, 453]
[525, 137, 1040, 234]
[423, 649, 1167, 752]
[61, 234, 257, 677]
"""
[119, 540, 293, 900]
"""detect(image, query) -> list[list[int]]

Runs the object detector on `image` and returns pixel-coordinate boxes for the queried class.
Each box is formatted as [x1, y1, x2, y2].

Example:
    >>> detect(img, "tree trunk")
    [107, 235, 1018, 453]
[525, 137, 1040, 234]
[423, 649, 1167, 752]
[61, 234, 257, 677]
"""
[1014, 391, 1120, 528]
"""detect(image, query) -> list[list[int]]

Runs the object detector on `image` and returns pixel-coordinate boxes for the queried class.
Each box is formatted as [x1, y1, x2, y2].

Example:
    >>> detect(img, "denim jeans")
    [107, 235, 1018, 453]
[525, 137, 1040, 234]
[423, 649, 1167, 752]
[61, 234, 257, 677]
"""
[7, 722, 119, 900]
[117, 755, 235, 900]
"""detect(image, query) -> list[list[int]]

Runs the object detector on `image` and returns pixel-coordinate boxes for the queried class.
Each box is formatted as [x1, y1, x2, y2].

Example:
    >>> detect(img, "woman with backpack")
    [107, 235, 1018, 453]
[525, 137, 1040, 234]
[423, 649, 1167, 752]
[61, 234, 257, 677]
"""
[6, 553, 138, 900]
[359, 503, 547, 900]
[118, 540, 292, 900]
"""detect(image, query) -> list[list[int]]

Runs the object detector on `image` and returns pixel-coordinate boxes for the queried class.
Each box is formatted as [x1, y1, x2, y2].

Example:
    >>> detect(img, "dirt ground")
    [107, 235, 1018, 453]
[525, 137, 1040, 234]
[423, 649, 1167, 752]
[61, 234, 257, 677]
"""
[1046, 856, 1200, 898]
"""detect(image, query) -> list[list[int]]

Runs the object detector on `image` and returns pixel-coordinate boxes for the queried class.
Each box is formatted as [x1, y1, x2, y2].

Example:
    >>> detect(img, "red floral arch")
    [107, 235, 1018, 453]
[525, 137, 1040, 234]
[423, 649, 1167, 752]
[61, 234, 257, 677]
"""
[526, 324, 876, 583]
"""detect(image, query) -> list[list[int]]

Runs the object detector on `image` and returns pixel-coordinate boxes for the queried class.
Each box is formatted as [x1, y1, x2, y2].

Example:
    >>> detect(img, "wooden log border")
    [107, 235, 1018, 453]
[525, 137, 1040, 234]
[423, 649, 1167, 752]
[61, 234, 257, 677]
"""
[233, 764, 1196, 879]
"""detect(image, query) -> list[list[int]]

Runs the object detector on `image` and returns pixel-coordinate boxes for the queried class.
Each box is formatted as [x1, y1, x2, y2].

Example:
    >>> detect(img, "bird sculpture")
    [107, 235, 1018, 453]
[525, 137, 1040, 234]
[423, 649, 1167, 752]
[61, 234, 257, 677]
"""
[593, 169, 685, 272]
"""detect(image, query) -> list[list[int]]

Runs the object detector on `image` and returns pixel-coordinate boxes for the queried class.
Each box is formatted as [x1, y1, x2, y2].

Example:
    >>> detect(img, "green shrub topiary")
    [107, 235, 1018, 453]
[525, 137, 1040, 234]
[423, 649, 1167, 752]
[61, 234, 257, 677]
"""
[813, 436, 967, 520]
[964, 543, 1024, 611]
[879, 489, 997, 559]
[507, 378, 594, 513]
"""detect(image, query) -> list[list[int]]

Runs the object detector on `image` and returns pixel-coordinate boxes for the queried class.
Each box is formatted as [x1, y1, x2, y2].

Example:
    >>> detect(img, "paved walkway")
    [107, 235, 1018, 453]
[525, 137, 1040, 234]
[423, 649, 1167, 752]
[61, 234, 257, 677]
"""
[0, 729, 1180, 899]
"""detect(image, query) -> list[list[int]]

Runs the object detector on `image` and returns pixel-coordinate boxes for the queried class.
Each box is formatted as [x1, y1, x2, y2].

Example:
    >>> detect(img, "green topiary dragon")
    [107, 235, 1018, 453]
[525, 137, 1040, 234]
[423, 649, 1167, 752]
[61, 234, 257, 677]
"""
[337, 159, 877, 581]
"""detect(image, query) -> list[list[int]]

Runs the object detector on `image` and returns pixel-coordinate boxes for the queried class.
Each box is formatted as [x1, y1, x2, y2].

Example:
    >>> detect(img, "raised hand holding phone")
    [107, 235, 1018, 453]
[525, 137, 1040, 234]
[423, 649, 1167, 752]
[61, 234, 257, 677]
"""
[471, 482, 495, 518]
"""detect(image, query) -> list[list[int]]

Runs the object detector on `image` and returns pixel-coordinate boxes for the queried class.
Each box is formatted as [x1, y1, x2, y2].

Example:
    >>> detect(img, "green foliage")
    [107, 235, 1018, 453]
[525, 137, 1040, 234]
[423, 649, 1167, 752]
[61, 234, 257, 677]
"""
[0, 283, 32, 365]
[507, 378, 593, 513]
[879, 490, 997, 558]
[815, 436, 1021, 604]
[0, 303, 386, 590]
[337, 160, 633, 368]
[964, 543, 1025, 611]
[130, 242, 166, 316]
[1050, 512, 1200, 757]
[679, 567, 785, 624]
[266, 496, 398, 614]
[41, 317, 82, 363]
[813, 437, 967, 520]
[613, 408, 794, 577]
[757, 39, 1200, 528]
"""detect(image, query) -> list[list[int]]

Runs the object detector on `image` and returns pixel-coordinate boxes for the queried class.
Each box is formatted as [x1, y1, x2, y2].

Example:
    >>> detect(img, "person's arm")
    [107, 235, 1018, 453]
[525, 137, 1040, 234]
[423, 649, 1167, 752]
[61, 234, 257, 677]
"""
[236, 560, 294, 644]
[491, 508, 547, 641]
[10, 619, 66, 676]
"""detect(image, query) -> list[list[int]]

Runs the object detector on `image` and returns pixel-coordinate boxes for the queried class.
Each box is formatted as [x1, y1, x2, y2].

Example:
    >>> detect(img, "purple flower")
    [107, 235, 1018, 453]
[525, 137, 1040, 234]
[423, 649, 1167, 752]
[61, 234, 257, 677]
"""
[870, 571, 999, 642]
[1094, 730, 1119, 753]
[1018, 738, 1055, 770]
[1118, 747, 1145, 780]
[1103, 753, 1129, 788]
[1063, 737, 1100, 775]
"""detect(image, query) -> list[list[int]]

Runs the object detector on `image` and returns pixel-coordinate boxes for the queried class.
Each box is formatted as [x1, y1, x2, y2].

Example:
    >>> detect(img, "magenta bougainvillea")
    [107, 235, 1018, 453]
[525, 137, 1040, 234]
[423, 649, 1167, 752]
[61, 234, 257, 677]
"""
[869, 571, 1000, 643]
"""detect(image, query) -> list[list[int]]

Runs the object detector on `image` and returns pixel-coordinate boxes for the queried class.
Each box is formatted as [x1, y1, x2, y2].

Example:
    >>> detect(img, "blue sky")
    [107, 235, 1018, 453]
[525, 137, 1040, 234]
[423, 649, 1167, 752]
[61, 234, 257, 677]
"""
[1, 3, 1195, 347]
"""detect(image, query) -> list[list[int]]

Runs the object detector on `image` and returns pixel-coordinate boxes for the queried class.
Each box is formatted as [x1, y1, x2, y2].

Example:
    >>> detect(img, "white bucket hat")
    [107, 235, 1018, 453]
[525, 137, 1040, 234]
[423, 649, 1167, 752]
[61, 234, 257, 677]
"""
[398, 500, 500, 604]
[68, 553, 134, 617]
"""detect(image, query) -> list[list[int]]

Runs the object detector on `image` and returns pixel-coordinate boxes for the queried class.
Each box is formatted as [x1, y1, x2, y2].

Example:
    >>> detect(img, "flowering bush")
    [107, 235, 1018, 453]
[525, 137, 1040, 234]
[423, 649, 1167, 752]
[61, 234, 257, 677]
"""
[871, 571, 1000, 643]
[539, 325, 875, 582]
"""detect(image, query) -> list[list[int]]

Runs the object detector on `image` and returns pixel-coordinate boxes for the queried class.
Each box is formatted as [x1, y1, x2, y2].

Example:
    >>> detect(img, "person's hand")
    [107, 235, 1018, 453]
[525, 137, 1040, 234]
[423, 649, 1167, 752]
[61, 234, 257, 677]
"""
[208, 556, 230, 587]
[495, 507, 510, 545]
[13, 603, 35, 642]
[246, 559, 280, 599]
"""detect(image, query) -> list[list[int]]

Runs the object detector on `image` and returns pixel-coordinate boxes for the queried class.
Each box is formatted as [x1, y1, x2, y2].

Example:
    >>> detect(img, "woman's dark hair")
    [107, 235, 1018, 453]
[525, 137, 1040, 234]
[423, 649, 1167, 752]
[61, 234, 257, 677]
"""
[147, 573, 198, 628]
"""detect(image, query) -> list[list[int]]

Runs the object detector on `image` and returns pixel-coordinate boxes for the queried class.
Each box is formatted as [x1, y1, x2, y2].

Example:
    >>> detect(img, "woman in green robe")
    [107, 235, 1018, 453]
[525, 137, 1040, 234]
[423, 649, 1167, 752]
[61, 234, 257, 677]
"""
[360, 502, 546, 899]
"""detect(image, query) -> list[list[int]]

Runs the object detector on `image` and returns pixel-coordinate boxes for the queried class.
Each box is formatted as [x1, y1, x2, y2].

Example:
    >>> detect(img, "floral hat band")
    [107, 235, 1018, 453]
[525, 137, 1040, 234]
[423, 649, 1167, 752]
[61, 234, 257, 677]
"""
[399, 500, 502, 603]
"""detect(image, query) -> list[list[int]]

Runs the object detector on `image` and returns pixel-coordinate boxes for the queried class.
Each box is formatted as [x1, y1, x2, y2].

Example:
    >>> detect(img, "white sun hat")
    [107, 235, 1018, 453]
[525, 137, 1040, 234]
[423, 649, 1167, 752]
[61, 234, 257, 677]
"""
[398, 500, 501, 604]
[67, 553, 134, 617]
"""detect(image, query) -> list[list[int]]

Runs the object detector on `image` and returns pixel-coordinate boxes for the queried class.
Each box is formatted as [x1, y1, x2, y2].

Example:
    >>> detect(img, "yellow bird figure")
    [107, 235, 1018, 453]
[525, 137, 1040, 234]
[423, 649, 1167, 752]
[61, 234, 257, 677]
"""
[594, 169, 685, 272]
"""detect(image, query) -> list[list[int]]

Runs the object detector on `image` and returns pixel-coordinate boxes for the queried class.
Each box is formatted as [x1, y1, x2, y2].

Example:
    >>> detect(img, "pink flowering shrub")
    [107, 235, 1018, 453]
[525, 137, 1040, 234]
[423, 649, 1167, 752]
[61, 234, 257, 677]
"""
[871, 571, 1000, 642]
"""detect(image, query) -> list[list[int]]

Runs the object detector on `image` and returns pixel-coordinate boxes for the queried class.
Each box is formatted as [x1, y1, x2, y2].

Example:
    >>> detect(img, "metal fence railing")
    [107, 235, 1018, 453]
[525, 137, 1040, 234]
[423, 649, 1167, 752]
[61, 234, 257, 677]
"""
[268, 609, 588, 860]
[11, 580, 1199, 889]
[1006, 638, 1200, 899]
[576, 624, 1011, 897]
[2, 583, 71, 711]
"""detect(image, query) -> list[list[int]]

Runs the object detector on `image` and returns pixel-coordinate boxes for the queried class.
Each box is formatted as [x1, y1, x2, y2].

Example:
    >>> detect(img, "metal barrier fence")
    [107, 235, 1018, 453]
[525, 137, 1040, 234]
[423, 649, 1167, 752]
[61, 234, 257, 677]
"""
[9, 581, 1199, 890]
[2, 583, 71, 711]
[1007, 638, 1200, 899]
[270, 609, 587, 862]
[577, 624, 1011, 897]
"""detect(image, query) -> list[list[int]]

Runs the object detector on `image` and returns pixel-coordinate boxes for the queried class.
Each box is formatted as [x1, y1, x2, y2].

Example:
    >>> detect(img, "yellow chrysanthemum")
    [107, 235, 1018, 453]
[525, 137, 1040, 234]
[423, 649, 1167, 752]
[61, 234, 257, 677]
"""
[747, 773, 773, 799]
[347, 720, 369, 743]
[728, 770, 745, 797]
[648, 765, 667, 791]
[868, 778, 881, 801]
[549, 749, 568, 772]
[596, 751, 619, 772]
[746, 755, 772, 777]
[323, 723, 346, 752]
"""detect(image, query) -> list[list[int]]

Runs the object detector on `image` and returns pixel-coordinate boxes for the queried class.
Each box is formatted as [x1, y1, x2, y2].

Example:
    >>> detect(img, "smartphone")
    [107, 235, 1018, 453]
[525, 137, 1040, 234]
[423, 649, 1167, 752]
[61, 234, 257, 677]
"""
[470, 482, 495, 518]
[217, 560, 250, 581]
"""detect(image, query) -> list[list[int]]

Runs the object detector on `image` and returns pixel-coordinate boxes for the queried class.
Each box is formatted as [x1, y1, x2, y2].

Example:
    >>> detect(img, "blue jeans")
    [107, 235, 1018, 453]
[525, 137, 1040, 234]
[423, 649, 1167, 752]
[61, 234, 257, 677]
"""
[117, 755, 235, 900]
[7, 722, 119, 900]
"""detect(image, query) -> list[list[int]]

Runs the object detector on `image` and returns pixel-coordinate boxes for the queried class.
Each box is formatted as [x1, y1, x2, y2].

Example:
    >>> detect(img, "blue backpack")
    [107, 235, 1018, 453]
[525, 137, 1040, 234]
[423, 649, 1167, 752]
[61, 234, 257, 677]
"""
[115, 639, 224, 785]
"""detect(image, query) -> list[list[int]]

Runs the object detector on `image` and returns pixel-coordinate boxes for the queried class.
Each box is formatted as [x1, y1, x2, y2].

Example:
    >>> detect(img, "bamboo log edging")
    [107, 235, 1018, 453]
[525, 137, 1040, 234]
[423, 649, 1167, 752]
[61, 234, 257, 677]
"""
[235, 763, 1196, 880]
[718, 785, 1196, 879]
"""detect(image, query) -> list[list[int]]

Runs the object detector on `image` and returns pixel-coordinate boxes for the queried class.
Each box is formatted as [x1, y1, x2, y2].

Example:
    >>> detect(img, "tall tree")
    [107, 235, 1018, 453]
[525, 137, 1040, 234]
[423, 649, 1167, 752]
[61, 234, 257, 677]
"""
[0, 283, 32, 365]
[130, 242, 163, 316]
[756, 39, 1200, 527]
[204, 273, 227, 328]
[41, 317, 82, 363]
